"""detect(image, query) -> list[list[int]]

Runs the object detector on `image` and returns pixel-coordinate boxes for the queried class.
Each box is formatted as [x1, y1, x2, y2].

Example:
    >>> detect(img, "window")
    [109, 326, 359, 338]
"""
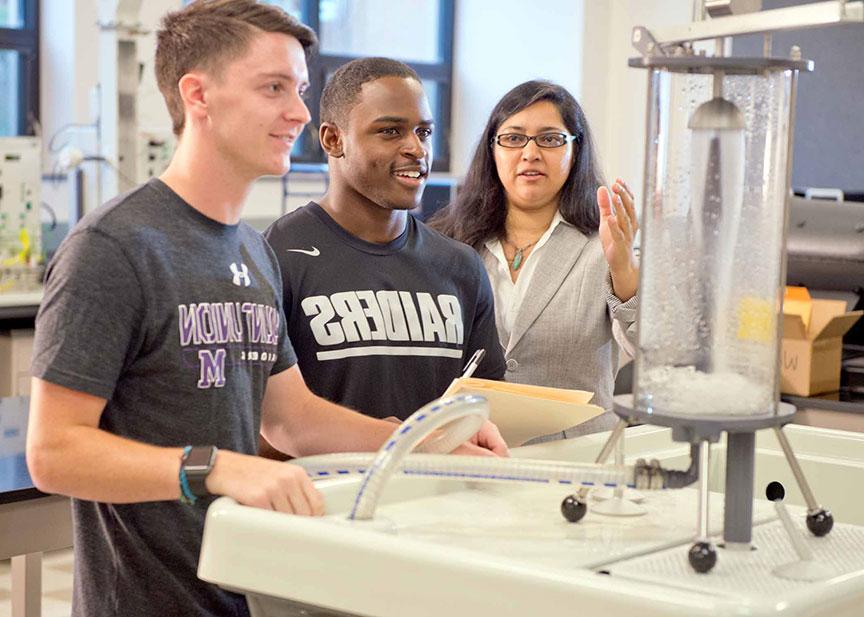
[268, 0, 454, 171]
[0, 0, 39, 136]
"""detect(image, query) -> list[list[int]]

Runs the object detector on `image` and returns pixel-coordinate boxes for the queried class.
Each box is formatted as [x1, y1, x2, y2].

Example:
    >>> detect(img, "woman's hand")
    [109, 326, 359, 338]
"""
[598, 178, 639, 301]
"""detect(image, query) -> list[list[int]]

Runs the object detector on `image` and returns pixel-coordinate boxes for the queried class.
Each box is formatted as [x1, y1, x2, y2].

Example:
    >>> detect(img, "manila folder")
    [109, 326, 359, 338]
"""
[442, 378, 604, 446]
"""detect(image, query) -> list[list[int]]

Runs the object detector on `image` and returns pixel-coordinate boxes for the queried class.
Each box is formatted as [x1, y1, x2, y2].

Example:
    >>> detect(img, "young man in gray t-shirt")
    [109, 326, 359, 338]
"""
[27, 3, 506, 616]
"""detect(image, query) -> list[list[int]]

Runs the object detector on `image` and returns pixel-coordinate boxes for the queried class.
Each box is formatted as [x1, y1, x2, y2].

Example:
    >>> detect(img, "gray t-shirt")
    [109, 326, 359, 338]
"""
[32, 179, 296, 617]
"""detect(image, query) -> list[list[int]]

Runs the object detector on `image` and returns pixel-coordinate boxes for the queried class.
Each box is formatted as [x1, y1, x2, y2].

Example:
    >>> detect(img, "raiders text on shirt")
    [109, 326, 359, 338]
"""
[300, 290, 464, 360]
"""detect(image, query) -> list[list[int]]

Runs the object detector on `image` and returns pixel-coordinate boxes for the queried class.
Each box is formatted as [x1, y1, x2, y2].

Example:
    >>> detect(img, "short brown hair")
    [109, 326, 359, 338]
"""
[155, 0, 317, 136]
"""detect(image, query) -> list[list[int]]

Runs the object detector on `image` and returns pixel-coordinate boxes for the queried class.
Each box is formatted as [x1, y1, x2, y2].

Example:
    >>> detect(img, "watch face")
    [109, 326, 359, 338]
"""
[185, 447, 215, 472]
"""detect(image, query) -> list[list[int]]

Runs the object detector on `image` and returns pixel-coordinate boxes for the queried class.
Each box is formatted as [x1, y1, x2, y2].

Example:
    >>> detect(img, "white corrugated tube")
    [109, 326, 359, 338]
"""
[291, 394, 637, 521]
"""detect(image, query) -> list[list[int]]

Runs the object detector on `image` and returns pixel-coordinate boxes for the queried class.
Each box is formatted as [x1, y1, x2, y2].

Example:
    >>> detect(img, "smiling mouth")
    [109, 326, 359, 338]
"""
[518, 171, 545, 178]
[392, 170, 427, 188]
[393, 170, 426, 179]
[270, 134, 296, 147]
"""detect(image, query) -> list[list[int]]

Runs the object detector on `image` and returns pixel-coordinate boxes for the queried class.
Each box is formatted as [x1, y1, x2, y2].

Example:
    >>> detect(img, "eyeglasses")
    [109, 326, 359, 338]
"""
[492, 132, 579, 149]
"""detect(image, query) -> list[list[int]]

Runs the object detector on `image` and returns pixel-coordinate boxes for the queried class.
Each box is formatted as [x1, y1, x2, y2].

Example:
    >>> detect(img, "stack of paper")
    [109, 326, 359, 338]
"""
[442, 378, 604, 446]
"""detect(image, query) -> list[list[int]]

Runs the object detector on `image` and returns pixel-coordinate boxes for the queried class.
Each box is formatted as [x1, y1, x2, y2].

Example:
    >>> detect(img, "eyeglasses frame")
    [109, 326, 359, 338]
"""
[491, 132, 580, 149]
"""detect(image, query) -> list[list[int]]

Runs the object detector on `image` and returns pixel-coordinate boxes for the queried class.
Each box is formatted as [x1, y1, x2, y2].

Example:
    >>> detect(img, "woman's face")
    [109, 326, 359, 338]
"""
[492, 100, 575, 214]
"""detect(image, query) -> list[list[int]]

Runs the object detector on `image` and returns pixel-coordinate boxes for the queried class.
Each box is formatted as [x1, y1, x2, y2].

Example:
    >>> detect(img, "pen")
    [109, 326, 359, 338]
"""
[461, 348, 486, 379]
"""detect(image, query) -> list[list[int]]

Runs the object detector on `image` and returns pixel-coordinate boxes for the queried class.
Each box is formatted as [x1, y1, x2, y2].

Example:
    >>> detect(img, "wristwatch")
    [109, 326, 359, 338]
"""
[181, 445, 218, 498]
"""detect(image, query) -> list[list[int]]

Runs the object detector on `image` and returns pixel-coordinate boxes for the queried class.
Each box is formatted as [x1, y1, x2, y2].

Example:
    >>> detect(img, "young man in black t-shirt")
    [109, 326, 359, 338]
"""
[265, 58, 506, 421]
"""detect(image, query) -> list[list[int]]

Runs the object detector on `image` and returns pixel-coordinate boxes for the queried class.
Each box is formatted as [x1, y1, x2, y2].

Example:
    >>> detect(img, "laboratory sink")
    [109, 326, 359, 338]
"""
[198, 424, 864, 617]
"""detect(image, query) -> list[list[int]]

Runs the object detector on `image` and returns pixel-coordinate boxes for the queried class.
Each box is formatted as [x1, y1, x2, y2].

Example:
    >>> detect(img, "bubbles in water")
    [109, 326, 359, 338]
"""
[636, 69, 792, 418]
[641, 365, 772, 416]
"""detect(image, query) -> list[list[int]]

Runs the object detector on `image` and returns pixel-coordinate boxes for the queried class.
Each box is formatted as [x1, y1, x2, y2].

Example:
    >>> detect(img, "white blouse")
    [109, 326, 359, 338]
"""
[484, 211, 568, 345]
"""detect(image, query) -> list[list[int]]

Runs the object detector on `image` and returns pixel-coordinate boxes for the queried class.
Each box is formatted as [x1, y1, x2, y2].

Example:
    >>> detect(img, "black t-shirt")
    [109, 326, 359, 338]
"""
[32, 179, 296, 617]
[265, 202, 505, 419]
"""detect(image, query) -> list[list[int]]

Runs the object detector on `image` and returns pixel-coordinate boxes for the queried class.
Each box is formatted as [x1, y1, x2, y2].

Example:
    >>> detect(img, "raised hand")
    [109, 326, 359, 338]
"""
[598, 178, 639, 301]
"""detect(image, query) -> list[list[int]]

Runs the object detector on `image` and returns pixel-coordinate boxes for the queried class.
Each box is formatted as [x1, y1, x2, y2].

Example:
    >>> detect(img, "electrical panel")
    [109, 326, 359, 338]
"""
[0, 137, 43, 293]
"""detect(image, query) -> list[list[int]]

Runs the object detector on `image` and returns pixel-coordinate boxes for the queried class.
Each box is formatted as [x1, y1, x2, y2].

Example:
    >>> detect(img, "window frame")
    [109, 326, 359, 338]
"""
[0, 0, 40, 136]
[298, 0, 455, 172]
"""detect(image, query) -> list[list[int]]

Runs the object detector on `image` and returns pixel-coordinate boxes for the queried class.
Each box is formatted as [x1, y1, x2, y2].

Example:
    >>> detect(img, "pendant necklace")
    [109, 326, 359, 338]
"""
[503, 237, 537, 271]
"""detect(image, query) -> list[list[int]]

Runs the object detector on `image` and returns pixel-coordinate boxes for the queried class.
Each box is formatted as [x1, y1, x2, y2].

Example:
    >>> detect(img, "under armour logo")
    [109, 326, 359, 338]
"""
[229, 262, 251, 287]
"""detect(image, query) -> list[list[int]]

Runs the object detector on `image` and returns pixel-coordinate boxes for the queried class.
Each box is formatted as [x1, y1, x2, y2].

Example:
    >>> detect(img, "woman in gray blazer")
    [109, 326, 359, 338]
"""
[431, 80, 639, 439]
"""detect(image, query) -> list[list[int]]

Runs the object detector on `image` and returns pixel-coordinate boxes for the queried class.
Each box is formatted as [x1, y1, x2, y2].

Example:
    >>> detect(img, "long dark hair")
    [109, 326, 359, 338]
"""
[430, 80, 603, 248]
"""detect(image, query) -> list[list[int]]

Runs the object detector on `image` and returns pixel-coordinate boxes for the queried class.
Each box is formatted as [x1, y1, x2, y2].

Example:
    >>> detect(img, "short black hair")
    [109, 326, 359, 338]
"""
[320, 57, 420, 125]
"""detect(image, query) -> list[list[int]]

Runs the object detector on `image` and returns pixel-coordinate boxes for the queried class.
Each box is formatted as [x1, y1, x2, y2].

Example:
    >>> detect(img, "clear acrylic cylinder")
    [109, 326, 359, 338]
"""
[633, 58, 807, 418]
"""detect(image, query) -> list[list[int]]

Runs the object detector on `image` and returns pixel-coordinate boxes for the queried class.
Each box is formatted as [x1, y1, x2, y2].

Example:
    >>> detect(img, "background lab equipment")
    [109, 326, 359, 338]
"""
[784, 196, 864, 404]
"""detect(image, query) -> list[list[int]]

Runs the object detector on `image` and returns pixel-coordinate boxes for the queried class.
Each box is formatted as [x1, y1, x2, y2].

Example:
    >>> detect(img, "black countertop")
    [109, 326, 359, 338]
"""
[0, 396, 46, 504]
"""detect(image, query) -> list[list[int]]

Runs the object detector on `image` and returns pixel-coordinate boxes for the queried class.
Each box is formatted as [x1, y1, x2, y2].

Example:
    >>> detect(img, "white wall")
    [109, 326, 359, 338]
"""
[450, 0, 585, 178]
[581, 0, 693, 194]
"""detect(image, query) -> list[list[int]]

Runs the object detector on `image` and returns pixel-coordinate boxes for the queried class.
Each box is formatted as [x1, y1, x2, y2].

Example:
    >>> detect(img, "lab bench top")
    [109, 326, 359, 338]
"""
[0, 290, 41, 323]
[0, 396, 44, 504]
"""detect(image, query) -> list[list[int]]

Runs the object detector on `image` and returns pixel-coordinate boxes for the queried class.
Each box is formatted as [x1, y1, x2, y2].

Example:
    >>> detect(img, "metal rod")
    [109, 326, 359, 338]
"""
[577, 419, 628, 499]
[774, 67, 800, 404]
[698, 441, 711, 539]
[713, 71, 725, 98]
[613, 429, 626, 499]
[724, 432, 756, 546]
[773, 426, 819, 510]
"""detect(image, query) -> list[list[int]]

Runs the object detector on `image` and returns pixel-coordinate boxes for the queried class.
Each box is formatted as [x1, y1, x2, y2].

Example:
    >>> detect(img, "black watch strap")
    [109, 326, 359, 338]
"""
[182, 445, 218, 498]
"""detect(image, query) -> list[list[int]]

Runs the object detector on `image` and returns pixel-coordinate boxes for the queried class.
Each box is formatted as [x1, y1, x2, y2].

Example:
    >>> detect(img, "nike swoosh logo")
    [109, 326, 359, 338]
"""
[286, 247, 320, 257]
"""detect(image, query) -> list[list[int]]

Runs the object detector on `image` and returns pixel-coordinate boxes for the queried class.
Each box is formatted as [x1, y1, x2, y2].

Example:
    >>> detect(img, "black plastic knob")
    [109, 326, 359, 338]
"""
[688, 541, 717, 573]
[561, 494, 588, 523]
[765, 481, 785, 502]
[806, 508, 834, 537]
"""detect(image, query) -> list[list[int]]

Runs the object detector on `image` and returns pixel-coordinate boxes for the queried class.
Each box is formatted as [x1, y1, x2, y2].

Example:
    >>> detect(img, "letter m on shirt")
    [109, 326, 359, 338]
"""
[198, 349, 227, 388]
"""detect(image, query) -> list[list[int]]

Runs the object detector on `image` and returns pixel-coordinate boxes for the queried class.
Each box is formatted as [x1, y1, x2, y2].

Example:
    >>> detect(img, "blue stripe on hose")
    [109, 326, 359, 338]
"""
[401, 470, 549, 483]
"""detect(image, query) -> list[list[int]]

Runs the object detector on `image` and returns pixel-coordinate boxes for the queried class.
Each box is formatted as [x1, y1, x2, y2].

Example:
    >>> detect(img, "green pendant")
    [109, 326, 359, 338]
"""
[512, 249, 524, 271]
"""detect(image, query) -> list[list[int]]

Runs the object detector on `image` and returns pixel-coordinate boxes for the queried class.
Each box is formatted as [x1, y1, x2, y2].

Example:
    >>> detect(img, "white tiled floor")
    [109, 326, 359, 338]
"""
[0, 548, 73, 617]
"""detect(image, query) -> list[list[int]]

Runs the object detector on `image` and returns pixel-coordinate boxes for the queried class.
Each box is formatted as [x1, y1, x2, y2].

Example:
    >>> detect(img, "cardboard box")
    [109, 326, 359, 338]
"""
[781, 287, 862, 397]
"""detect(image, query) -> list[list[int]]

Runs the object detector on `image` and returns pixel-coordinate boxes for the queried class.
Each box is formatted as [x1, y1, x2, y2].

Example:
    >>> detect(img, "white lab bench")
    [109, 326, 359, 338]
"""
[199, 423, 864, 617]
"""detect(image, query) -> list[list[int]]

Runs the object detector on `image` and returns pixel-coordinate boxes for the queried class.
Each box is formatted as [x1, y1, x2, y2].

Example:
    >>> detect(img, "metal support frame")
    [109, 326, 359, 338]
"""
[773, 426, 821, 511]
[576, 419, 628, 500]
[696, 441, 711, 541]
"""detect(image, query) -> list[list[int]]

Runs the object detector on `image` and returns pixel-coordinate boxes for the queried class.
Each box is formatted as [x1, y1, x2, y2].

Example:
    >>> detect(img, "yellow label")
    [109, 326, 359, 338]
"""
[738, 297, 774, 342]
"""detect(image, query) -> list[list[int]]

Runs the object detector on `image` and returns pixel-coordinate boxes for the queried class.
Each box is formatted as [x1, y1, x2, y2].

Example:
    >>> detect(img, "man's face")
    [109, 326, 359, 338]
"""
[336, 76, 434, 211]
[204, 32, 311, 179]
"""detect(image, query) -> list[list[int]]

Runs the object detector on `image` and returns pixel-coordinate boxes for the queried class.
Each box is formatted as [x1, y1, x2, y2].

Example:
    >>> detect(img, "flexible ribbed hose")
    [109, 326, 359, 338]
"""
[346, 394, 488, 520]
[292, 394, 637, 521]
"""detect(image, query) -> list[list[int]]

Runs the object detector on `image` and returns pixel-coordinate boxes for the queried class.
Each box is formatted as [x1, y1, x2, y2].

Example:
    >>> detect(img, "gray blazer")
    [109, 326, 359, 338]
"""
[480, 222, 638, 441]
